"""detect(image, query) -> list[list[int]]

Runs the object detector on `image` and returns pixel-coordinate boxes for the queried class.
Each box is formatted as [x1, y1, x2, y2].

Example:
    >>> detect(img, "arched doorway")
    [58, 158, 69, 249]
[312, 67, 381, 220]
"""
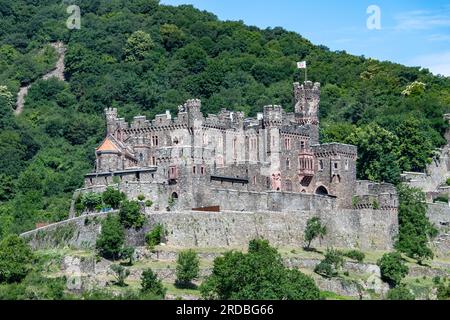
[315, 186, 329, 196]
[171, 192, 179, 199]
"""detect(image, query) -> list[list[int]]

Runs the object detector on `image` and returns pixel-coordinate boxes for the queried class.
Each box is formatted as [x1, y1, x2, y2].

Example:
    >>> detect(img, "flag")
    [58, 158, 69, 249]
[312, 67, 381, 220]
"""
[297, 61, 307, 69]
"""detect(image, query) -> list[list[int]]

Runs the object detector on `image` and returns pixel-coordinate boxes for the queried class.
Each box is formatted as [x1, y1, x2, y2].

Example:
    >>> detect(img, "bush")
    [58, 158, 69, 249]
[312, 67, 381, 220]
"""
[145, 200, 154, 208]
[437, 283, 450, 300]
[119, 200, 146, 229]
[446, 178, 450, 186]
[175, 250, 200, 288]
[314, 261, 336, 278]
[102, 187, 126, 209]
[137, 194, 145, 201]
[110, 264, 130, 287]
[141, 269, 167, 298]
[0, 235, 33, 284]
[200, 240, 320, 300]
[81, 192, 103, 212]
[344, 250, 365, 263]
[314, 249, 344, 278]
[387, 285, 415, 300]
[377, 252, 409, 287]
[145, 224, 164, 249]
[121, 246, 135, 266]
[96, 214, 125, 260]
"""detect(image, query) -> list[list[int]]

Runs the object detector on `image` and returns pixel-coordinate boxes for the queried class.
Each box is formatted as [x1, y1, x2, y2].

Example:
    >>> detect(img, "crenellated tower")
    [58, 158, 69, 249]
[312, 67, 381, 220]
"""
[105, 108, 118, 135]
[294, 81, 321, 144]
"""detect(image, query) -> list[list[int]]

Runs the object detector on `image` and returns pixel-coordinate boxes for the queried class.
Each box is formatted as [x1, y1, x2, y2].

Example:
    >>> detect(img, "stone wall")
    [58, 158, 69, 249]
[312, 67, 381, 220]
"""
[22, 209, 398, 251]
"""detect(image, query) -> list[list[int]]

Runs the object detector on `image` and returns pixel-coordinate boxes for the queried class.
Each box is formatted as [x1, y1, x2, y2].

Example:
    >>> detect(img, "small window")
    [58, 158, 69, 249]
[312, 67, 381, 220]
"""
[334, 163, 338, 170]
[319, 160, 324, 171]
[345, 159, 349, 171]
[300, 141, 305, 149]
[139, 153, 144, 162]
[286, 158, 291, 169]
[201, 167, 205, 175]
[253, 176, 257, 185]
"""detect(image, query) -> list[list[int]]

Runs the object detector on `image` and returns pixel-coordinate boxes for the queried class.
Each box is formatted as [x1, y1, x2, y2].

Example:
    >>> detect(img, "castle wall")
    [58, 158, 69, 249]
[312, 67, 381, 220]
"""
[21, 209, 398, 251]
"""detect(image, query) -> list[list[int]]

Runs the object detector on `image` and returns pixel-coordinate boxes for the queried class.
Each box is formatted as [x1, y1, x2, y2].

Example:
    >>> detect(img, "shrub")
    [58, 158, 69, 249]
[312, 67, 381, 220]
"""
[145, 224, 164, 249]
[175, 250, 200, 288]
[81, 192, 102, 212]
[314, 249, 344, 278]
[121, 246, 135, 266]
[119, 200, 146, 229]
[200, 240, 320, 300]
[314, 261, 336, 278]
[145, 200, 154, 208]
[96, 214, 125, 260]
[304, 217, 327, 250]
[387, 285, 415, 300]
[344, 250, 365, 263]
[110, 264, 130, 287]
[437, 283, 450, 300]
[377, 252, 409, 287]
[0, 235, 33, 284]
[137, 194, 145, 201]
[446, 178, 450, 186]
[102, 187, 126, 209]
[141, 269, 167, 297]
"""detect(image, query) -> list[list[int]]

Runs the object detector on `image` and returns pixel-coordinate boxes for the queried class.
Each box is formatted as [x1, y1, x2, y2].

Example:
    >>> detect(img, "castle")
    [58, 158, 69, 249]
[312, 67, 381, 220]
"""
[83, 81, 398, 213]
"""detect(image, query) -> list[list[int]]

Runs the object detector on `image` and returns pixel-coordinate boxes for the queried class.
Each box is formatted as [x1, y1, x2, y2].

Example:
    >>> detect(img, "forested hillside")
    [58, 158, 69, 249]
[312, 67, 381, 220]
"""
[1, 0, 450, 238]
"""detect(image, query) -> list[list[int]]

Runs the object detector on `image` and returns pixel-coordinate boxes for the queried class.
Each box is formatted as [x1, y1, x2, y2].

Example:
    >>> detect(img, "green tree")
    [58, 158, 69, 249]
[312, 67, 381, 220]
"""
[145, 224, 164, 249]
[377, 252, 409, 287]
[81, 192, 103, 212]
[141, 268, 167, 297]
[102, 187, 126, 210]
[0, 235, 33, 284]
[176, 250, 200, 288]
[124, 30, 154, 62]
[119, 200, 145, 229]
[387, 285, 415, 300]
[200, 239, 320, 300]
[96, 214, 125, 260]
[395, 185, 438, 264]
[304, 217, 327, 249]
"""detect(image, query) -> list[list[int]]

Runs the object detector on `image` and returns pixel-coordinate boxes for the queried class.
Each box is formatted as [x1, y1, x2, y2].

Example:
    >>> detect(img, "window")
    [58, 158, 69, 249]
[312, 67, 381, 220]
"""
[233, 138, 238, 160]
[139, 153, 144, 162]
[152, 136, 159, 147]
[253, 176, 257, 185]
[201, 167, 205, 175]
[193, 166, 196, 174]
[284, 138, 291, 150]
[334, 163, 338, 170]
[286, 158, 291, 169]
[345, 159, 349, 171]
[150, 157, 156, 166]
[319, 160, 324, 171]
[300, 141, 305, 149]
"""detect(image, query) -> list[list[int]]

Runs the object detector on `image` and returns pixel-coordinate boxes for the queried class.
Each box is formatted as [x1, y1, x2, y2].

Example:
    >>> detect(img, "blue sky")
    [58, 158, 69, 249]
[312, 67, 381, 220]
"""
[161, 0, 450, 76]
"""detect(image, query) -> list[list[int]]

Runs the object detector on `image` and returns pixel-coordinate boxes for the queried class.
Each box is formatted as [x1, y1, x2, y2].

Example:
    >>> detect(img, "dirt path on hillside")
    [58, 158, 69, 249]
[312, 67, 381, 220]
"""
[14, 41, 66, 116]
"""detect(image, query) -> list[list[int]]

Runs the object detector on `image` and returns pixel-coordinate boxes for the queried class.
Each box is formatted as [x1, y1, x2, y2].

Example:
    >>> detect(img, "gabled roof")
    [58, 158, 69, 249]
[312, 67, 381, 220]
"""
[96, 135, 137, 160]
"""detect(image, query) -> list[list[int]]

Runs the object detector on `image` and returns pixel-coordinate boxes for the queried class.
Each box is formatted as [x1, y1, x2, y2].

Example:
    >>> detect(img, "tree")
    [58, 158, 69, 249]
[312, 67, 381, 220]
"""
[0, 86, 14, 129]
[314, 249, 345, 278]
[102, 187, 126, 210]
[377, 252, 409, 287]
[141, 268, 167, 297]
[0, 235, 33, 284]
[119, 200, 145, 229]
[145, 224, 164, 249]
[124, 30, 154, 62]
[304, 217, 327, 250]
[200, 239, 320, 300]
[387, 285, 415, 300]
[121, 246, 135, 266]
[96, 214, 125, 260]
[395, 185, 438, 264]
[176, 250, 200, 288]
[110, 264, 130, 287]
[81, 192, 103, 212]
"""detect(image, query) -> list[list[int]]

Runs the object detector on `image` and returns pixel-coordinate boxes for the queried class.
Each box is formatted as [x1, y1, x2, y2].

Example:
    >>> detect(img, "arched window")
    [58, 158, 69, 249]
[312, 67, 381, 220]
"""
[171, 192, 179, 199]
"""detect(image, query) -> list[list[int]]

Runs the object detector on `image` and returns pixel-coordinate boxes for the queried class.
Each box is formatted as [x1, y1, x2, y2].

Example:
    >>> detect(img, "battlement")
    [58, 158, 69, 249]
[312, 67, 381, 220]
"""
[311, 143, 358, 158]
[185, 99, 202, 109]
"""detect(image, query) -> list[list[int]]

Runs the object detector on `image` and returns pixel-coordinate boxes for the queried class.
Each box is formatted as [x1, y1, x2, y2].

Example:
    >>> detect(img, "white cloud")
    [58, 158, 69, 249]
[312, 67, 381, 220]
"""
[428, 34, 450, 42]
[395, 9, 450, 30]
[410, 52, 450, 77]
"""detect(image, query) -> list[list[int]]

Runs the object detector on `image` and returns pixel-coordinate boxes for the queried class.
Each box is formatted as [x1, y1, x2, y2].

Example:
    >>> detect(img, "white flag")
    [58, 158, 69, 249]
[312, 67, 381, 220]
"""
[297, 61, 307, 69]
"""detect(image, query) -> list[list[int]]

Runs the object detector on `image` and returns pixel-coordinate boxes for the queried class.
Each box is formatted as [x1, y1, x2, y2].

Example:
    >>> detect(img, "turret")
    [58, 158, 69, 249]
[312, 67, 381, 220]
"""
[294, 81, 321, 144]
[105, 108, 118, 135]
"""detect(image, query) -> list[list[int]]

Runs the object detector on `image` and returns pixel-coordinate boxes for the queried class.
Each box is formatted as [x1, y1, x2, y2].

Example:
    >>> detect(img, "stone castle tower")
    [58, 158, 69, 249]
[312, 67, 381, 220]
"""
[294, 81, 321, 145]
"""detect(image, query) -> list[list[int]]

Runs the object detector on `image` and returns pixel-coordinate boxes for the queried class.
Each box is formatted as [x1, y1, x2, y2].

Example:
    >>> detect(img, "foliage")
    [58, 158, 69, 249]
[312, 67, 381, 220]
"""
[124, 30, 154, 62]
[387, 285, 415, 300]
[200, 239, 320, 300]
[102, 187, 126, 210]
[0, 235, 33, 284]
[96, 214, 125, 260]
[119, 200, 146, 229]
[121, 246, 135, 266]
[314, 248, 345, 278]
[377, 252, 409, 287]
[436, 282, 450, 300]
[81, 192, 103, 212]
[304, 217, 327, 249]
[110, 264, 130, 287]
[145, 200, 154, 208]
[395, 185, 438, 264]
[176, 250, 200, 288]
[137, 194, 146, 201]
[140, 268, 167, 298]
[343, 250, 365, 263]
[145, 224, 165, 249]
